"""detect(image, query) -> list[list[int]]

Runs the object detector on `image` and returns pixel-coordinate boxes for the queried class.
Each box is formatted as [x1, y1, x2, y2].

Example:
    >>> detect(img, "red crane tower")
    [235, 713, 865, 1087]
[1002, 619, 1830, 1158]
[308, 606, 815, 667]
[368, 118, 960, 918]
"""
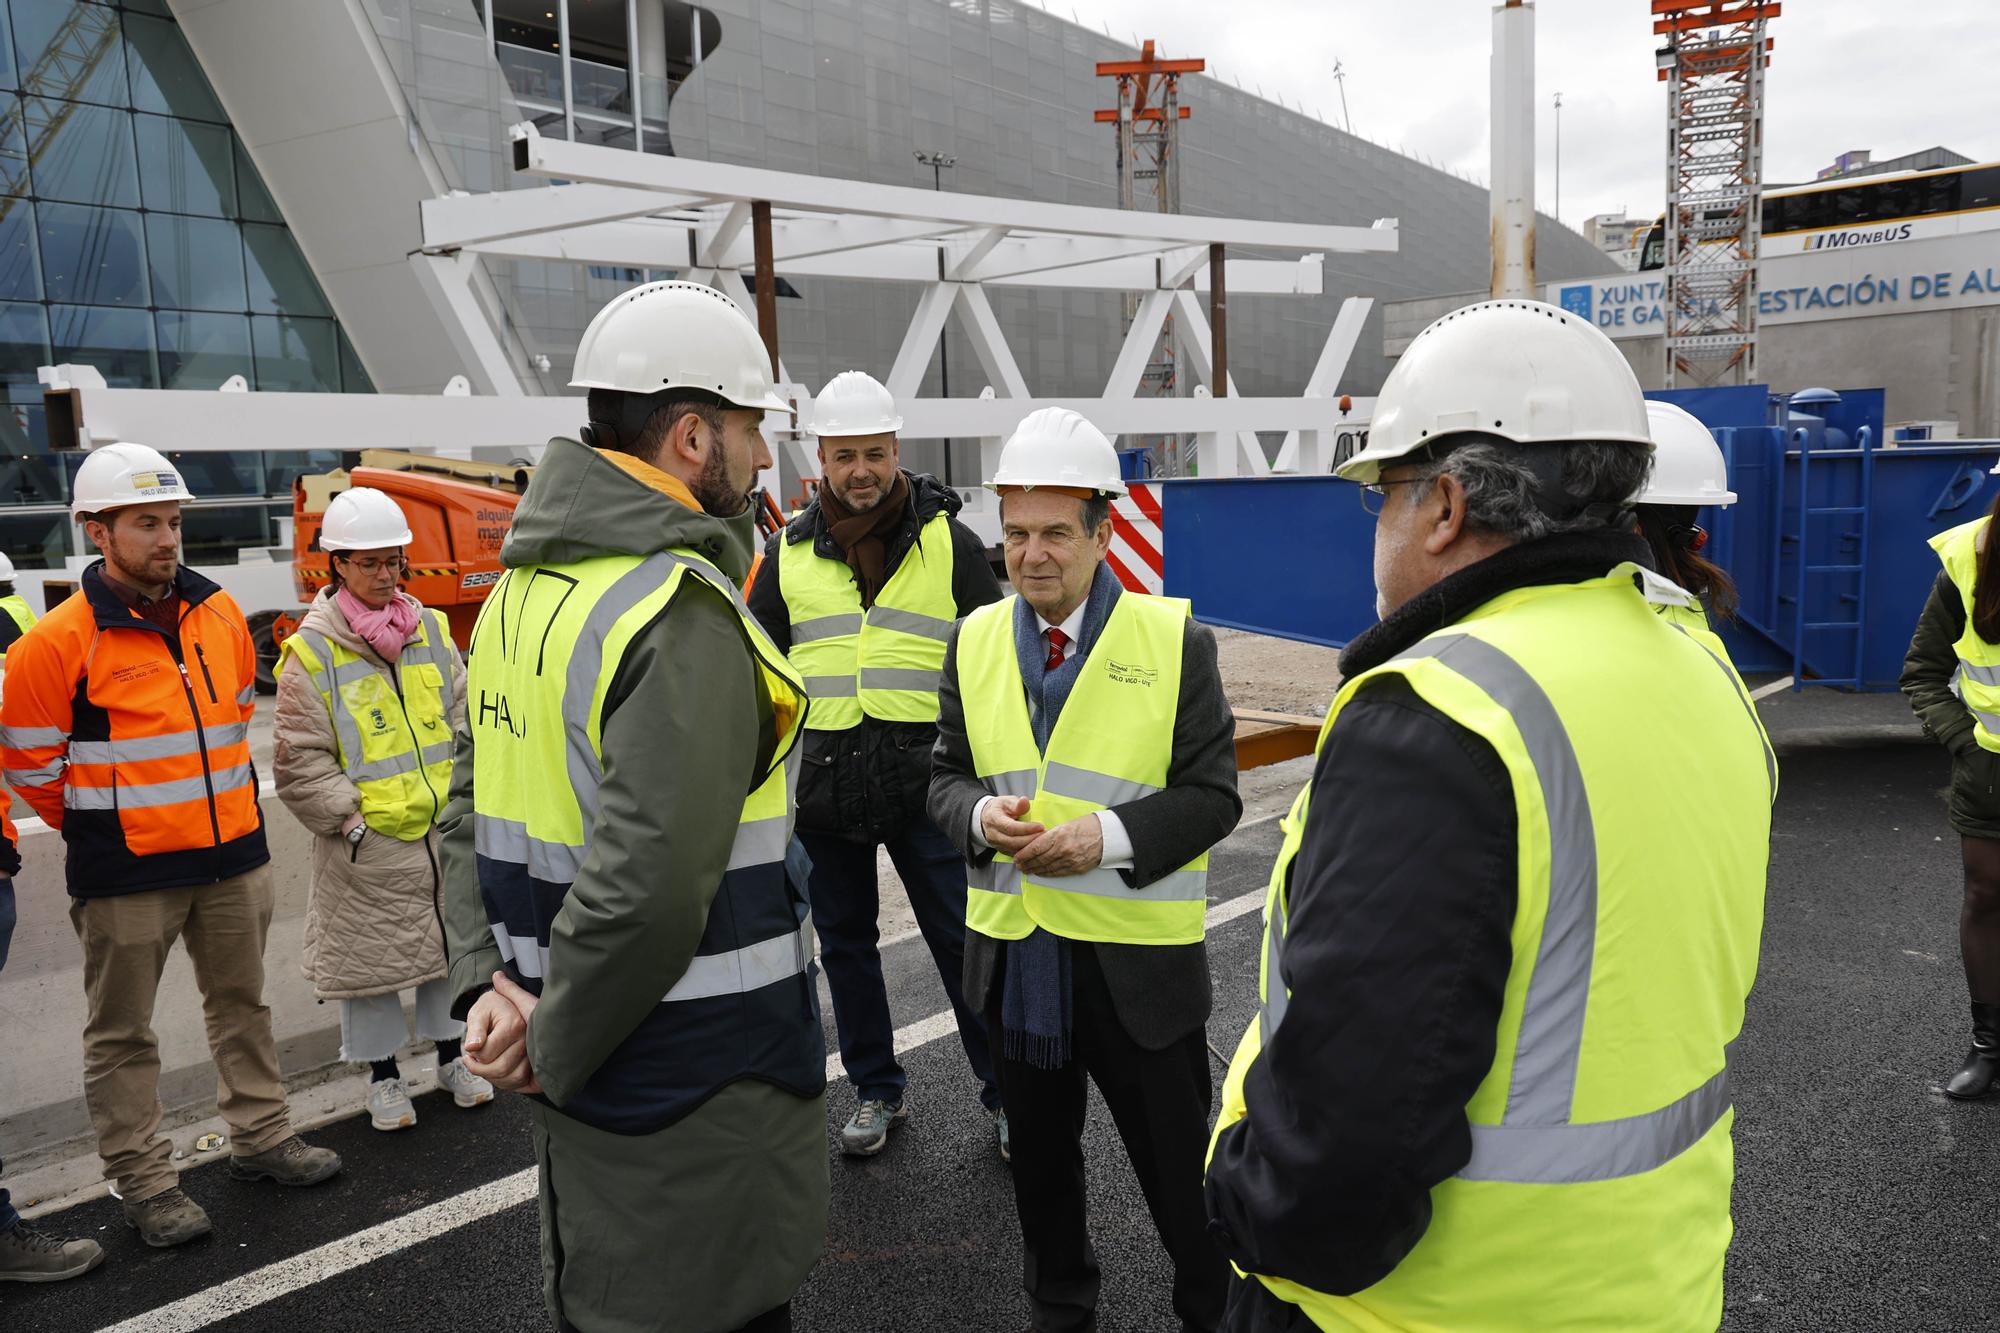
[1096, 41, 1204, 474]
[1654, 1, 1781, 387]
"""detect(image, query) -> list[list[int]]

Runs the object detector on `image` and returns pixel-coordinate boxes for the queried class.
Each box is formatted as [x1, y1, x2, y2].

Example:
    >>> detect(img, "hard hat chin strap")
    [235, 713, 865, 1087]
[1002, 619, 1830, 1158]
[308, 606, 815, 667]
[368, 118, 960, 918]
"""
[582, 390, 673, 455]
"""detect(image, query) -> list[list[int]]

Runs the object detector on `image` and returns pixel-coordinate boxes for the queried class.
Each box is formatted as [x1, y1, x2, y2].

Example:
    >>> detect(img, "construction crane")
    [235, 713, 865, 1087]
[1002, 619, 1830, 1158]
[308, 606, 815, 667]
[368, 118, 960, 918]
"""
[1655, 0, 1782, 387]
[0, 5, 122, 224]
[1096, 40, 1203, 477]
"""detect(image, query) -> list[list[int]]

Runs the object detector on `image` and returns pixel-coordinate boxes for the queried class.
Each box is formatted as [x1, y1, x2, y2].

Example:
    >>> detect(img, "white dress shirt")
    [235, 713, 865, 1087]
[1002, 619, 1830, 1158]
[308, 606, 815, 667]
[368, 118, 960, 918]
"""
[968, 599, 1135, 869]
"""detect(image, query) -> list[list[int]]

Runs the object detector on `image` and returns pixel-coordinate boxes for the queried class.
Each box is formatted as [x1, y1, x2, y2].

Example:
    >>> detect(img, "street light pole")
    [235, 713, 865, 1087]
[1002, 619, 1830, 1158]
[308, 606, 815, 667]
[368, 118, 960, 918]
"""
[913, 150, 958, 481]
[1553, 90, 1563, 223]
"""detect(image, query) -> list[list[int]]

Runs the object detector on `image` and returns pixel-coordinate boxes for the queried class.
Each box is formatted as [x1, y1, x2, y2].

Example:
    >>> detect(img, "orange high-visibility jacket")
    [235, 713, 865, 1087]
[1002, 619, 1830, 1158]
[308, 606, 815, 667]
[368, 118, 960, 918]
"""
[0, 563, 268, 898]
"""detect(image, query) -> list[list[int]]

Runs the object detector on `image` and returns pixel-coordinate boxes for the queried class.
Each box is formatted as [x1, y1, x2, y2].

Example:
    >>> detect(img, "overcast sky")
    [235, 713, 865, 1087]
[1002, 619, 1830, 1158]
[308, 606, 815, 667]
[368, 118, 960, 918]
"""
[1059, 0, 1995, 231]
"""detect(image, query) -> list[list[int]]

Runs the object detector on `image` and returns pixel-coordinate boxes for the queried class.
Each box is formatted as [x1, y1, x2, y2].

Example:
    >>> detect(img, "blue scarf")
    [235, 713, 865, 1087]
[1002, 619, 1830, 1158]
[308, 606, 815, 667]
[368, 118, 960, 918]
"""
[999, 563, 1122, 1069]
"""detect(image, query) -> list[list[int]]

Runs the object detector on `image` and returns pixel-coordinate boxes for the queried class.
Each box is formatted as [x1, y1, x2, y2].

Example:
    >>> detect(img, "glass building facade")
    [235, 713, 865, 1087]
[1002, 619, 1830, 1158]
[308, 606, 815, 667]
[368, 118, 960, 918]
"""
[0, 0, 369, 569]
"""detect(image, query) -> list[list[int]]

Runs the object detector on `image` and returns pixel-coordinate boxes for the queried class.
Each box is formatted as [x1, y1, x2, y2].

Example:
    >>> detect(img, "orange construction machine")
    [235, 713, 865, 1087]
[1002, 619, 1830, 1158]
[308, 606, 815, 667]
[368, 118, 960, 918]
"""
[248, 450, 532, 692]
[250, 450, 792, 692]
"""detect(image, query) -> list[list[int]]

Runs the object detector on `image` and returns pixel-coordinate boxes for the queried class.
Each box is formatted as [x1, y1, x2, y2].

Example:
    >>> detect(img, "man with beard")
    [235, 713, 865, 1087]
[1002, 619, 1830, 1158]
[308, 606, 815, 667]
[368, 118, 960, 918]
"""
[1, 442, 341, 1251]
[746, 370, 1005, 1160]
[440, 282, 827, 1333]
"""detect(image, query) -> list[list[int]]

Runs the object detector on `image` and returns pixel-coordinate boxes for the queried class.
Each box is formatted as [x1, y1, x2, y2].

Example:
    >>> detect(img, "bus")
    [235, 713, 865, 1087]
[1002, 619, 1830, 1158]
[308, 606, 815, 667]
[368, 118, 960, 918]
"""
[1637, 160, 2000, 270]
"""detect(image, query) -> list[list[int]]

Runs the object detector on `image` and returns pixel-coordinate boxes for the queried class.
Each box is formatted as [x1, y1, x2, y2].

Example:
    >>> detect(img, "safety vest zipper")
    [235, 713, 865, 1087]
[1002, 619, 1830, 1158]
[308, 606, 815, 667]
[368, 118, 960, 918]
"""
[168, 643, 224, 853]
[192, 642, 220, 705]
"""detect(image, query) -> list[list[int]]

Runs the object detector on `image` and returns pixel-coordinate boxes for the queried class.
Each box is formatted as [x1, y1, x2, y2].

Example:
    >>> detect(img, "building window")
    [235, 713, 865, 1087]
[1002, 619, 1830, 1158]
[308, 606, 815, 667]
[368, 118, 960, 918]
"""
[135, 112, 234, 216]
[0, 0, 372, 545]
[40, 203, 147, 305]
[145, 212, 245, 313]
[157, 309, 250, 389]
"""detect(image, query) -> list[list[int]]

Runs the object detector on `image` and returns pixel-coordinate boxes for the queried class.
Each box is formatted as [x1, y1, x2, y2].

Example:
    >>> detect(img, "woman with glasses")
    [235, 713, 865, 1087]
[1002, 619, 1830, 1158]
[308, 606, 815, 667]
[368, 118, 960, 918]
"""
[273, 486, 492, 1131]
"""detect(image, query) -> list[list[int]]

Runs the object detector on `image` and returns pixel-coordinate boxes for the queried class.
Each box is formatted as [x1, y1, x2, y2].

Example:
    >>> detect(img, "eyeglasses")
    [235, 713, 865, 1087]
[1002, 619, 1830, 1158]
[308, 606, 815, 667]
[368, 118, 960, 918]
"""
[340, 556, 404, 576]
[1358, 476, 1432, 516]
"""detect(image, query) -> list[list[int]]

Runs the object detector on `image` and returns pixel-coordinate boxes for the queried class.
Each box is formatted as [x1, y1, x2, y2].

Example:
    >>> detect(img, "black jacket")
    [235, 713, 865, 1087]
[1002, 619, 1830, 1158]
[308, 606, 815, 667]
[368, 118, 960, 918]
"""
[927, 579, 1243, 1050]
[1205, 530, 1657, 1322]
[746, 469, 1001, 842]
[1903, 567, 1978, 757]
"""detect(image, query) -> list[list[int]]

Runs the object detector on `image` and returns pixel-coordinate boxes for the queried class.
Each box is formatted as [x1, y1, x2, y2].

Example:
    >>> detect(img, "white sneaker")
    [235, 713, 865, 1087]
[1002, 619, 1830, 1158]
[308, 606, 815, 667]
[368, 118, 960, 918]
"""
[438, 1057, 495, 1109]
[366, 1076, 416, 1132]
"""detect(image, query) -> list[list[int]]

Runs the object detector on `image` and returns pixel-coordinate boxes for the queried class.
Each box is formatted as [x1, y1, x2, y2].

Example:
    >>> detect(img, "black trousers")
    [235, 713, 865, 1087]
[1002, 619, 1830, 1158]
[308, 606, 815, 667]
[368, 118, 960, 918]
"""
[987, 941, 1229, 1333]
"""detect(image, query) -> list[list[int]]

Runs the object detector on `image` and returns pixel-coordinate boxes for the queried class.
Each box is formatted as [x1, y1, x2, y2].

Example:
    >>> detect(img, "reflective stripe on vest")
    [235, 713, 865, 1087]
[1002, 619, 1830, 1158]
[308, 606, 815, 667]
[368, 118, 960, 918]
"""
[958, 591, 1205, 946]
[65, 762, 256, 810]
[279, 606, 455, 841]
[1258, 629, 1768, 1179]
[1931, 517, 2000, 752]
[1214, 566, 1774, 1330]
[467, 546, 821, 1135]
[777, 510, 958, 729]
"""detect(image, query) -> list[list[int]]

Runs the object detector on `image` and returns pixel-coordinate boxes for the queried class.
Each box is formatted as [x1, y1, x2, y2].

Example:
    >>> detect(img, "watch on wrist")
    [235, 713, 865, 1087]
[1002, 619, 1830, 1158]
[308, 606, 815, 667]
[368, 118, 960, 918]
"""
[345, 824, 366, 847]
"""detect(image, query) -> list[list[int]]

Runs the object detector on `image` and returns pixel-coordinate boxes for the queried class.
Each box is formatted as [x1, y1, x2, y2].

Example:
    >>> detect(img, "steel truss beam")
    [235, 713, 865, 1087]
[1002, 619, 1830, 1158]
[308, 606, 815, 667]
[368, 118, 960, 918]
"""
[409, 121, 1402, 480]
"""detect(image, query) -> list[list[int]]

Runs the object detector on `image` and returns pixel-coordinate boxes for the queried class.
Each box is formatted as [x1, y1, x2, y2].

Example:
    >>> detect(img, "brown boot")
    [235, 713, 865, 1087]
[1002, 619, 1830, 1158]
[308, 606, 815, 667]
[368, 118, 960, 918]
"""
[122, 1186, 212, 1249]
[227, 1135, 342, 1188]
[0, 1219, 107, 1281]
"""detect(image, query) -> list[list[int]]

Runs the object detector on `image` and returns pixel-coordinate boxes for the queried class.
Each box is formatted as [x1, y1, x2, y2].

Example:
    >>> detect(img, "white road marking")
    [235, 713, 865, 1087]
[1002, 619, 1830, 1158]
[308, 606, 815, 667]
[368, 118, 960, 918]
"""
[98, 1170, 541, 1333]
[1749, 676, 1795, 701]
[97, 884, 1272, 1333]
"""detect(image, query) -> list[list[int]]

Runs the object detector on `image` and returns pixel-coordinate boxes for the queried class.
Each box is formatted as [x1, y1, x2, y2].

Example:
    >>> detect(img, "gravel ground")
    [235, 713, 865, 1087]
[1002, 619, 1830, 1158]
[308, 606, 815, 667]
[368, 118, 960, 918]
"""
[1213, 626, 1343, 717]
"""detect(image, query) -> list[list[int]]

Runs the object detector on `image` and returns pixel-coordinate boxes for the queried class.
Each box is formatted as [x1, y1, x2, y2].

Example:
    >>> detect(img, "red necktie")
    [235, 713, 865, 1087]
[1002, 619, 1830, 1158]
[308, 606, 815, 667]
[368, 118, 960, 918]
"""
[1045, 626, 1070, 671]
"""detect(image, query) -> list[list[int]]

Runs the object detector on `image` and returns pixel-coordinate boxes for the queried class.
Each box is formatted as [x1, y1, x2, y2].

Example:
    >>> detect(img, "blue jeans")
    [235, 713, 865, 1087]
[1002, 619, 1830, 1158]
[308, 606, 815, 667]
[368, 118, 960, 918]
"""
[1, 877, 16, 1231]
[800, 819, 1000, 1112]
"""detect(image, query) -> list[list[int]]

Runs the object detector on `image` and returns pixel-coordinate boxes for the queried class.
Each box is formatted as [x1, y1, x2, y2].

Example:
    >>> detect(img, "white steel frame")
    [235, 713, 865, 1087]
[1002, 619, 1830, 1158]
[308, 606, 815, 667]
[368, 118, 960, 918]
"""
[36, 125, 1396, 549]
[419, 122, 1396, 486]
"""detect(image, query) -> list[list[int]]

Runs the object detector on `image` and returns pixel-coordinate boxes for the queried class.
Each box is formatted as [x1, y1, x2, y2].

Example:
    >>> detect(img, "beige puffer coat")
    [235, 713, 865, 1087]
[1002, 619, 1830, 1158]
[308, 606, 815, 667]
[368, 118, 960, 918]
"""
[273, 588, 468, 1000]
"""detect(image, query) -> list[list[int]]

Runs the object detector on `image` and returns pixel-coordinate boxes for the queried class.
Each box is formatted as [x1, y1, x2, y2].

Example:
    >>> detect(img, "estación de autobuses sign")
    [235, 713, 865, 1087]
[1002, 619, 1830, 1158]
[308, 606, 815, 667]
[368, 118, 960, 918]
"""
[1555, 225, 2000, 339]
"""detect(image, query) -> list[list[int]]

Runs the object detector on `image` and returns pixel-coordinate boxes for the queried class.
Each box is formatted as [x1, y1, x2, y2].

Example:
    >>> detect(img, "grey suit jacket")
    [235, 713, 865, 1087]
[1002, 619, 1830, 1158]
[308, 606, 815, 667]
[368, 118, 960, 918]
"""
[928, 594, 1242, 1050]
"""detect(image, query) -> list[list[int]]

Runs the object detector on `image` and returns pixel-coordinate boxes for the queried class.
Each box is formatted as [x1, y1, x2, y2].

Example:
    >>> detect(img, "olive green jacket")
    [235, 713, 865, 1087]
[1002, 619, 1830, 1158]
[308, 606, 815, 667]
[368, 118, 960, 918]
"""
[1903, 568, 1979, 757]
[437, 436, 775, 1103]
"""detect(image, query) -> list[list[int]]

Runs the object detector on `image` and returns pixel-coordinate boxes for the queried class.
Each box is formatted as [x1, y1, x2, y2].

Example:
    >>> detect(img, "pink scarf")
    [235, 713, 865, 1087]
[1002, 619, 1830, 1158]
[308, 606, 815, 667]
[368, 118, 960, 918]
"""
[336, 586, 422, 663]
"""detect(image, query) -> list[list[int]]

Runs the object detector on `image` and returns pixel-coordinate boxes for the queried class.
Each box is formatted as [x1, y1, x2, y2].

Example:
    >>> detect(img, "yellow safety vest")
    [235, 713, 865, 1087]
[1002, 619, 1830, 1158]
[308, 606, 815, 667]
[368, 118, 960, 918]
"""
[777, 511, 958, 729]
[1931, 517, 2000, 753]
[1211, 564, 1776, 1332]
[0, 593, 34, 668]
[466, 546, 815, 1133]
[958, 591, 1206, 946]
[279, 605, 456, 842]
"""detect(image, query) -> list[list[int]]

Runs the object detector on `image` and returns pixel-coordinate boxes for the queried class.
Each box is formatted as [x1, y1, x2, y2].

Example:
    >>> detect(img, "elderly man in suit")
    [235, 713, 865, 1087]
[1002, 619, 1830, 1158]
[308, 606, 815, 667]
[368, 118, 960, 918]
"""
[929, 408, 1241, 1333]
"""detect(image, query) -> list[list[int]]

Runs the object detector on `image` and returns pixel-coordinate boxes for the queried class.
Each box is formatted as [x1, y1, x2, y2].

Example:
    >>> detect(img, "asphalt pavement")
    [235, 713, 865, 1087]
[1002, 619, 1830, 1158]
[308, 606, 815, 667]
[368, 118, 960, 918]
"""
[2, 742, 1995, 1332]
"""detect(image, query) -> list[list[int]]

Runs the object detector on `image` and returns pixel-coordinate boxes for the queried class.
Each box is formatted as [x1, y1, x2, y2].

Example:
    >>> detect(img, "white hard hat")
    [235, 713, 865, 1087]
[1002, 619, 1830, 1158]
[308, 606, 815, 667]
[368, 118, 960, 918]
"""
[71, 442, 197, 519]
[570, 280, 788, 413]
[1638, 401, 1736, 507]
[0, 552, 14, 580]
[809, 370, 903, 438]
[987, 407, 1127, 498]
[320, 486, 415, 551]
[1336, 299, 1652, 484]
